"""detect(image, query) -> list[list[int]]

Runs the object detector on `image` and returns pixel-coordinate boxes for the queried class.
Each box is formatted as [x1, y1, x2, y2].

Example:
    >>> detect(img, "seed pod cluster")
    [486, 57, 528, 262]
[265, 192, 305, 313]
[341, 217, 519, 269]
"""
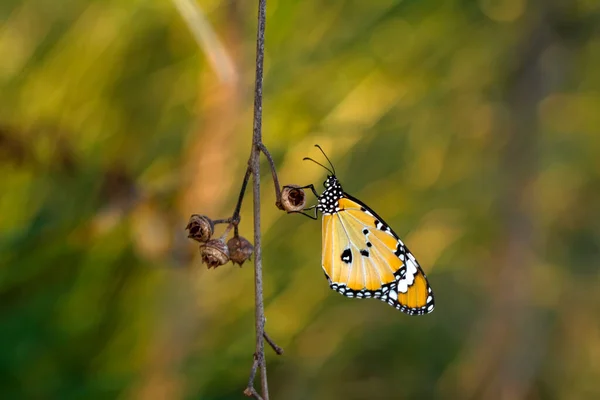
[185, 214, 253, 268]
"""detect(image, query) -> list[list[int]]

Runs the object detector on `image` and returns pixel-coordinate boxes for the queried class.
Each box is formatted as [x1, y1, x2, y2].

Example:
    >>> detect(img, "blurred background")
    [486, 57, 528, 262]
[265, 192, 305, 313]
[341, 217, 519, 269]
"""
[1, 0, 599, 399]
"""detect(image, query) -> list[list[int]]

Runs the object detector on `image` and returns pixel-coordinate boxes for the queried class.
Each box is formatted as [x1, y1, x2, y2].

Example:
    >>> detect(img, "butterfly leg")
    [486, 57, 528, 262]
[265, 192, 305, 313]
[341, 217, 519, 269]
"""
[295, 184, 319, 198]
[289, 205, 318, 220]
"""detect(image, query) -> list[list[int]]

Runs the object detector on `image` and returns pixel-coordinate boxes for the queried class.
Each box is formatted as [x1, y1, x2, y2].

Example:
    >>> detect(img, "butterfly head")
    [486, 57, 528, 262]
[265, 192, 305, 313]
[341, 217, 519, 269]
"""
[323, 174, 340, 188]
[304, 145, 344, 214]
[318, 175, 344, 214]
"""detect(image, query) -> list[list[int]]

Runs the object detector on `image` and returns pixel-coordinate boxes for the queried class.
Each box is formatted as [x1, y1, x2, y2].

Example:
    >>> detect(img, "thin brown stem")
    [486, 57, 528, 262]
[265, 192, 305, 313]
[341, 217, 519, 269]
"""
[263, 331, 284, 355]
[232, 165, 252, 223]
[219, 223, 235, 240]
[212, 218, 233, 225]
[246, 354, 261, 393]
[214, 165, 251, 233]
[248, 0, 269, 398]
[258, 143, 282, 206]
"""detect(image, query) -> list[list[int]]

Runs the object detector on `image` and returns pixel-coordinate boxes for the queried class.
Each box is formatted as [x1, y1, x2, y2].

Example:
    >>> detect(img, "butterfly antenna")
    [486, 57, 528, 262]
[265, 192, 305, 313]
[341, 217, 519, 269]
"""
[314, 144, 336, 176]
[302, 157, 334, 175]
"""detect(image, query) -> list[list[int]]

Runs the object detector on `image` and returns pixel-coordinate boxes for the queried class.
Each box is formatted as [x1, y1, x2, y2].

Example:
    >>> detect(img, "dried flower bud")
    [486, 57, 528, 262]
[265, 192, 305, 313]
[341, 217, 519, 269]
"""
[200, 239, 230, 269]
[227, 236, 254, 266]
[186, 214, 214, 242]
[278, 185, 306, 212]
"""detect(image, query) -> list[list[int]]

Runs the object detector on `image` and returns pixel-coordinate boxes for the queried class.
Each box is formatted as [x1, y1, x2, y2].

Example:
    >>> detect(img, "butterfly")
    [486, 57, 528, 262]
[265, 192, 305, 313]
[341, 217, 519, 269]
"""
[297, 145, 435, 315]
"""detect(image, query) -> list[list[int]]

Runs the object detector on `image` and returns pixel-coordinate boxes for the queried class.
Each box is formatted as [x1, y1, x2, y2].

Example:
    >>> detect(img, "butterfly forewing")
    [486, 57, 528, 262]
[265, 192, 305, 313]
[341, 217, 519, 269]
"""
[322, 214, 349, 284]
[336, 211, 397, 289]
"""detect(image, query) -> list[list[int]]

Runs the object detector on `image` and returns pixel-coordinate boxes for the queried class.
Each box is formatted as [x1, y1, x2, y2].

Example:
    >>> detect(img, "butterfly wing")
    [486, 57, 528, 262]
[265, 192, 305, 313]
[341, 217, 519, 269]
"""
[321, 194, 435, 315]
[322, 212, 398, 299]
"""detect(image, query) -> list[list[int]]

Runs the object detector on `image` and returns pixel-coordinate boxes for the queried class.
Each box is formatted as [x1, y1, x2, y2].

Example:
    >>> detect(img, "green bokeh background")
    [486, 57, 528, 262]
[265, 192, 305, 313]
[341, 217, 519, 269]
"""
[1, 0, 599, 399]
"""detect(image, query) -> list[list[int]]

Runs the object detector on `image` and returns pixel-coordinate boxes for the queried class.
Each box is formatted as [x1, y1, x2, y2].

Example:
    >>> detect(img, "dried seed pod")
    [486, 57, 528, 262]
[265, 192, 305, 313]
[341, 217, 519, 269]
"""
[278, 185, 306, 212]
[186, 214, 214, 242]
[227, 236, 254, 266]
[200, 239, 230, 269]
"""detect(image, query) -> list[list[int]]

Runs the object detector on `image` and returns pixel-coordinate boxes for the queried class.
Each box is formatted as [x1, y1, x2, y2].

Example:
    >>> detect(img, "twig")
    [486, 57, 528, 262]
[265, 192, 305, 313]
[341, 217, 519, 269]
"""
[246, 354, 261, 394]
[212, 218, 233, 225]
[263, 331, 284, 355]
[212, 166, 251, 238]
[232, 166, 252, 236]
[258, 143, 282, 205]
[233, 166, 252, 222]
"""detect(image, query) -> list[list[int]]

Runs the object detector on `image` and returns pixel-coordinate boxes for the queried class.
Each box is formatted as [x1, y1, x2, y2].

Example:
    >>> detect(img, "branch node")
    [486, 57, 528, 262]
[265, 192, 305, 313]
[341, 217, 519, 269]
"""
[244, 386, 264, 400]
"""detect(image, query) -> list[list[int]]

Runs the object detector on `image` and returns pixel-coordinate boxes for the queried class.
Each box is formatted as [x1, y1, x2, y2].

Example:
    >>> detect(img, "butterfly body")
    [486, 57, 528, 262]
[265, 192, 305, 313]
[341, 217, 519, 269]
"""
[313, 174, 435, 316]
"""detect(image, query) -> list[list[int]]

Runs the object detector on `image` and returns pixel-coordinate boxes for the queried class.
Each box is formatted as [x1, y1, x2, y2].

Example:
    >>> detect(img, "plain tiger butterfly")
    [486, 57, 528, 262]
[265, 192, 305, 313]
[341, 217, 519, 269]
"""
[297, 145, 435, 315]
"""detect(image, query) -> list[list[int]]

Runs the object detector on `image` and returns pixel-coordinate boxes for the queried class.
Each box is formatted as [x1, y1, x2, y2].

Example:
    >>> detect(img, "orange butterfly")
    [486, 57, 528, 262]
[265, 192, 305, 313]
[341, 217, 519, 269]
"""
[298, 145, 434, 315]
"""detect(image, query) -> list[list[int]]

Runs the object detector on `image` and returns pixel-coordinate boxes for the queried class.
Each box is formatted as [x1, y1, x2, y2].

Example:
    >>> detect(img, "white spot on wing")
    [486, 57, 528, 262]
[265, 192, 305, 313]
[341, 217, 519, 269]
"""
[397, 258, 418, 293]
